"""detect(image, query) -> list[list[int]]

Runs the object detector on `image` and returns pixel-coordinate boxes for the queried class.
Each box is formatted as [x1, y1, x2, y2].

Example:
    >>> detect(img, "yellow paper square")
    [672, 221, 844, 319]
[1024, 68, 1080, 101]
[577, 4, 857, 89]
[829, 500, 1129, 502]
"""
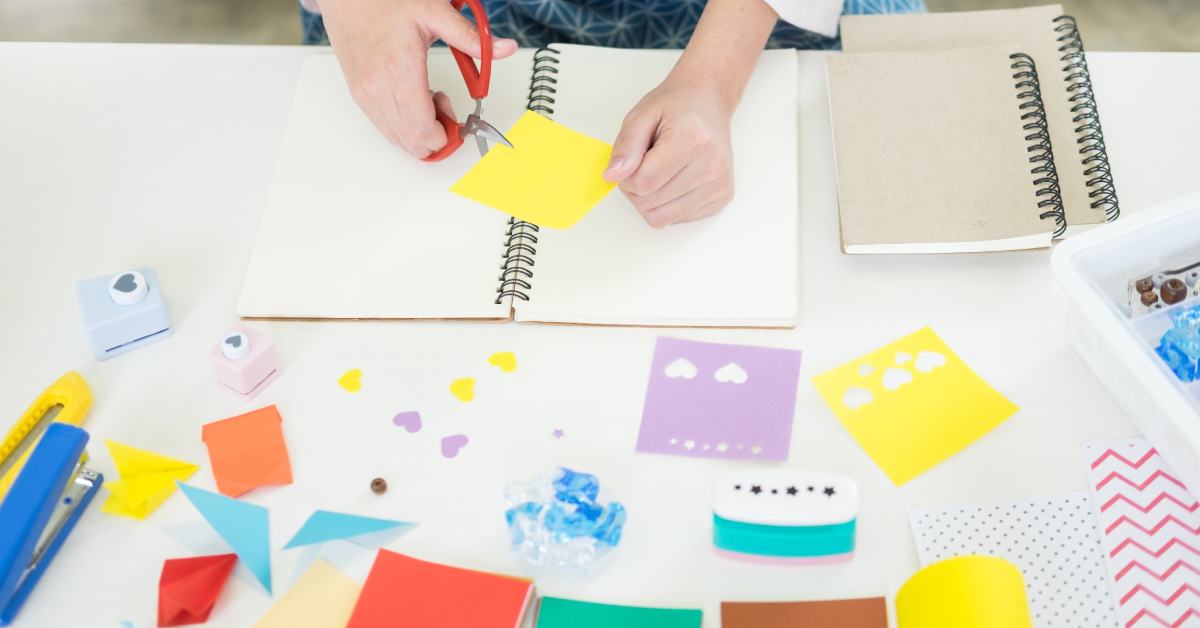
[254, 559, 361, 628]
[450, 110, 616, 229]
[812, 327, 1018, 485]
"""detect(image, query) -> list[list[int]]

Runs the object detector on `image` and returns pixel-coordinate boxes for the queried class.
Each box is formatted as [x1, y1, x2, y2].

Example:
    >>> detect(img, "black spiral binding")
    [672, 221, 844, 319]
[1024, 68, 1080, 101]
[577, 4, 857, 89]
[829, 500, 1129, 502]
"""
[527, 46, 560, 115]
[495, 46, 559, 305]
[1054, 15, 1119, 222]
[1010, 52, 1067, 238]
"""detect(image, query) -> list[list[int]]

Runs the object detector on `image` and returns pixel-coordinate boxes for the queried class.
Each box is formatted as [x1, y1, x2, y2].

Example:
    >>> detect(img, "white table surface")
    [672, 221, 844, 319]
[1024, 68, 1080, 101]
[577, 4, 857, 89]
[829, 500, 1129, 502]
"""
[2, 43, 1199, 627]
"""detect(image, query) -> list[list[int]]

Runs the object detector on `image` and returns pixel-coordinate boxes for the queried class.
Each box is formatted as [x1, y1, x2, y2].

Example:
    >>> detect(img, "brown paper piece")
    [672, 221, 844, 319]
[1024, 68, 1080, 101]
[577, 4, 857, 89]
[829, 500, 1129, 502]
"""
[721, 598, 888, 628]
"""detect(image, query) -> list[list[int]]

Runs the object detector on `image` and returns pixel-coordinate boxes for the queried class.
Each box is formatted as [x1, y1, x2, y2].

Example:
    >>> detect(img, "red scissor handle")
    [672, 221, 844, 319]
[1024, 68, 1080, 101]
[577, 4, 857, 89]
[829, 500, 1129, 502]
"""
[421, 0, 490, 162]
[450, 0, 491, 100]
[422, 108, 464, 162]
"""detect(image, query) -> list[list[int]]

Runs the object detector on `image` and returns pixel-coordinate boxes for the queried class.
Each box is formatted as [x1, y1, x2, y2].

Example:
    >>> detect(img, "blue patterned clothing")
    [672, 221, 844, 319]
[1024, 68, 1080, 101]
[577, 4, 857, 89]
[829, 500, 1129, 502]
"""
[300, 0, 925, 49]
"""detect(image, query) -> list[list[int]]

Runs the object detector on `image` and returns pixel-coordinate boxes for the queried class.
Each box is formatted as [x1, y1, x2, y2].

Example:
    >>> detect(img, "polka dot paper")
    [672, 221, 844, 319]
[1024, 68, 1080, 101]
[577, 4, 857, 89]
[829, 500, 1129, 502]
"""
[910, 493, 1120, 628]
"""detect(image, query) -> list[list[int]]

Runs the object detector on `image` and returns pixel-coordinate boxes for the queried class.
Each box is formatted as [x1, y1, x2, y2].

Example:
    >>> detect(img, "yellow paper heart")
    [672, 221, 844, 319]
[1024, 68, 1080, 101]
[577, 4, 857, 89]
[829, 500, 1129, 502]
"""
[487, 351, 518, 373]
[338, 368, 363, 393]
[450, 377, 476, 402]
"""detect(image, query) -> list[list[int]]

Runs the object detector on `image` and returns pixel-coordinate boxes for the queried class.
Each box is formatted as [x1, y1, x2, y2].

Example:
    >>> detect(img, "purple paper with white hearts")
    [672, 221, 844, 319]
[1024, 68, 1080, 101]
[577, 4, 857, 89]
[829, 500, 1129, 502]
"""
[636, 337, 802, 461]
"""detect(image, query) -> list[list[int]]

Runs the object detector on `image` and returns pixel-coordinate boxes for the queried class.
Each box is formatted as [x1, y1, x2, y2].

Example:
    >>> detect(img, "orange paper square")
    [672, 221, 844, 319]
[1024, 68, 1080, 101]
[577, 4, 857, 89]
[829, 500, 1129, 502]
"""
[201, 405, 293, 497]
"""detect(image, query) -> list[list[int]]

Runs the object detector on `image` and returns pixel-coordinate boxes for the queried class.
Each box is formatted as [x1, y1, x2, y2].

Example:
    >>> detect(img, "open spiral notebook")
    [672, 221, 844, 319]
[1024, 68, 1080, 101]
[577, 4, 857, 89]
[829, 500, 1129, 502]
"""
[828, 4, 1120, 254]
[237, 46, 799, 327]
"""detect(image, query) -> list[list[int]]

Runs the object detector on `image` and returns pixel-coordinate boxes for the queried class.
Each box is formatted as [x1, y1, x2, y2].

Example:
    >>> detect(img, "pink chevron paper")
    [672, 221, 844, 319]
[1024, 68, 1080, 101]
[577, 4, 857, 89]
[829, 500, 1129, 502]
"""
[1086, 439, 1200, 627]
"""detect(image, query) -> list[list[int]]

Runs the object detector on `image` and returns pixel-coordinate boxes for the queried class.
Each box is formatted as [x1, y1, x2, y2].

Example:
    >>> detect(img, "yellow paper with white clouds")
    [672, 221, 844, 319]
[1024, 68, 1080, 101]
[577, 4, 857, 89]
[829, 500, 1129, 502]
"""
[254, 559, 361, 628]
[811, 327, 1018, 485]
[897, 556, 1032, 628]
[450, 111, 616, 229]
[101, 440, 199, 519]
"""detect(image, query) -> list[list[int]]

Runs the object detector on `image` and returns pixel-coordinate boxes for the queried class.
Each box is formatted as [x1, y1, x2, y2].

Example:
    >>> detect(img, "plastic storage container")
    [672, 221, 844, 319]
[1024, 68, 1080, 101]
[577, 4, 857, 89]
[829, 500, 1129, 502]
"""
[1051, 190, 1200, 495]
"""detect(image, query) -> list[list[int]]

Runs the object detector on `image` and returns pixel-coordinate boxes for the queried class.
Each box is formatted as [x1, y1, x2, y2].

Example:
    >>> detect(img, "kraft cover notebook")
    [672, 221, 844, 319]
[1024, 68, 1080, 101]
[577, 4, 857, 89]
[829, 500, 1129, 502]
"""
[828, 5, 1118, 254]
[238, 46, 799, 327]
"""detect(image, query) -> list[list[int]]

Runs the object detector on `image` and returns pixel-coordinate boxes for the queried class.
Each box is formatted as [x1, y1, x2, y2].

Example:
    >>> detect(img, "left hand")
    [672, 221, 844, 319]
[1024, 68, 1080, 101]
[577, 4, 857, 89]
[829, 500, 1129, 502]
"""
[603, 76, 735, 229]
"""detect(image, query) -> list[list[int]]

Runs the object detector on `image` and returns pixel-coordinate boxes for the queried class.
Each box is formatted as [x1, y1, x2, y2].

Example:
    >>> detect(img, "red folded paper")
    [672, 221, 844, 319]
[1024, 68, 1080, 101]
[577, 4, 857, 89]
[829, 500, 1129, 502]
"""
[347, 550, 533, 628]
[158, 553, 238, 627]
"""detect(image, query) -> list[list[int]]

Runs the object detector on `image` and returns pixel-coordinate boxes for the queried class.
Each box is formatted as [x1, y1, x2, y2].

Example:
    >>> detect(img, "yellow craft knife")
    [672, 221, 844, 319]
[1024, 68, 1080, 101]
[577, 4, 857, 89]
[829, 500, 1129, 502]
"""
[0, 372, 92, 499]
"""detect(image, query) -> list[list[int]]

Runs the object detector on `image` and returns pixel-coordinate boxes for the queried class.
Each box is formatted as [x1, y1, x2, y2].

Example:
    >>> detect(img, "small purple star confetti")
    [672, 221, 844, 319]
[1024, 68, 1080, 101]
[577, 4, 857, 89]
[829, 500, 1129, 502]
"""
[552, 428, 565, 439]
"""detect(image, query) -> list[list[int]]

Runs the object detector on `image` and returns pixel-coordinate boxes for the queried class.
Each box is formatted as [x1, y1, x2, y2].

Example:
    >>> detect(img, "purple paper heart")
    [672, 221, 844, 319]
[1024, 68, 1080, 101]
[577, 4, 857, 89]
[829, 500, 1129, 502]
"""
[392, 411, 423, 433]
[440, 434, 469, 459]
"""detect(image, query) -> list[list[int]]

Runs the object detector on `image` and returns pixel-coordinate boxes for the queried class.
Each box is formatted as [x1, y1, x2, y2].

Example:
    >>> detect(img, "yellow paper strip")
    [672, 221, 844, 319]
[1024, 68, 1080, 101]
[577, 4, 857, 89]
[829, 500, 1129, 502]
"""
[811, 327, 1018, 485]
[897, 556, 1032, 628]
[450, 111, 616, 229]
[255, 559, 362, 628]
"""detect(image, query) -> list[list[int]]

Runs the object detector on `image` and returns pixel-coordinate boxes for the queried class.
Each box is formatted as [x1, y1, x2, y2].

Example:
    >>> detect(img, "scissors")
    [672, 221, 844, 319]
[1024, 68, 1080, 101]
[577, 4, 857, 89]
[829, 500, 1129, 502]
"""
[423, 0, 513, 162]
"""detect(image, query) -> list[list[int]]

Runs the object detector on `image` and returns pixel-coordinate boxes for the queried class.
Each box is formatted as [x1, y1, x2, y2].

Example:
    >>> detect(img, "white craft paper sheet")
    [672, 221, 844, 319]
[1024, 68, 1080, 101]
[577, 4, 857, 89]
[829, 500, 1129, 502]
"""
[910, 493, 1120, 627]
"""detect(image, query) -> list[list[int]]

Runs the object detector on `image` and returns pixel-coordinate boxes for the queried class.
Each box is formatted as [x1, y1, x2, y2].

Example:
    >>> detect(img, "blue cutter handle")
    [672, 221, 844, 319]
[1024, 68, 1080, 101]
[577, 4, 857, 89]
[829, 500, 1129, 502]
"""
[0, 423, 89, 625]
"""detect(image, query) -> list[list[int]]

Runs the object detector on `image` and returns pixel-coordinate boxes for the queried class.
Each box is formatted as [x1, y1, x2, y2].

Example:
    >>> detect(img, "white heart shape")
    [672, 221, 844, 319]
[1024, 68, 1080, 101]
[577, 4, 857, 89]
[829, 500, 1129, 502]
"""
[664, 357, 698, 379]
[714, 362, 748, 384]
[858, 364, 875, 377]
[843, 387, 873, 409]
[882, 368, 914, 391]
[895, 352, 912, 364]
[915, 351, 947, 373]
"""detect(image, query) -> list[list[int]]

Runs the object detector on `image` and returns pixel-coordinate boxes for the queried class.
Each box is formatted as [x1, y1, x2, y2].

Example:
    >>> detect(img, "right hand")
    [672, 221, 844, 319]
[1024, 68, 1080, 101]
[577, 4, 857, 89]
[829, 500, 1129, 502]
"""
[321, 0, 517, 159]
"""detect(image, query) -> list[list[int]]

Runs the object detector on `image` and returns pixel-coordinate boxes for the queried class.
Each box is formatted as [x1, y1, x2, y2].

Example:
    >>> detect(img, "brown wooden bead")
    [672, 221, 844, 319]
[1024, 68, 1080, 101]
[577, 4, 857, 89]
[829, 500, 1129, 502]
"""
[1141, 291, 1160, 306]
[1162, 278, 1188, 305]
[1136, 277, 1155, 294]
[370, 478, 387, 494]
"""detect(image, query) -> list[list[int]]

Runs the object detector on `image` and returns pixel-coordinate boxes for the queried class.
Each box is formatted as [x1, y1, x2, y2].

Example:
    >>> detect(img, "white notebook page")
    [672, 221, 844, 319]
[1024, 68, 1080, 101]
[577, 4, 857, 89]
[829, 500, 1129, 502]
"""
[238, 51, 531, 320]
[515, 45, 800, 327]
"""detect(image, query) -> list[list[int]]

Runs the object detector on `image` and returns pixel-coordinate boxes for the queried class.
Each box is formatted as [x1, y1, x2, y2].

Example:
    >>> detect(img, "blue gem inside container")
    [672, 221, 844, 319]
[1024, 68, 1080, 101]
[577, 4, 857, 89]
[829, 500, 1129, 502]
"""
[504, 467, 626, 573]
[1156, 304, 1200, 382]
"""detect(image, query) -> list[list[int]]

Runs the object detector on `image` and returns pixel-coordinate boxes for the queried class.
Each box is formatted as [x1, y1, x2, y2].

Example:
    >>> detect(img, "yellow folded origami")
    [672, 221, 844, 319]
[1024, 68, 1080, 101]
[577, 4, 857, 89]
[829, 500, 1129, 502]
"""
[450, 111, 616, 229]
[102, 440, 199, 520]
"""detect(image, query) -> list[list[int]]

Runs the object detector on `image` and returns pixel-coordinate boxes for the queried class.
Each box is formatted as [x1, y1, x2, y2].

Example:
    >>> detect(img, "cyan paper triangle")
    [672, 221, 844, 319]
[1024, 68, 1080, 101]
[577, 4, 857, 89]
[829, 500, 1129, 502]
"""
[283, 510, 413, 549]
[177, 482, 272, 594]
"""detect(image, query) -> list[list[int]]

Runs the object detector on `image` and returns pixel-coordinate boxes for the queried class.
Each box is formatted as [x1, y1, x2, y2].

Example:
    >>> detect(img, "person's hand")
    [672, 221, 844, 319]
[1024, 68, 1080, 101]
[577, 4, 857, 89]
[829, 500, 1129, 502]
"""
[603, 76, 735, 228]
[321, 0, 517, 158]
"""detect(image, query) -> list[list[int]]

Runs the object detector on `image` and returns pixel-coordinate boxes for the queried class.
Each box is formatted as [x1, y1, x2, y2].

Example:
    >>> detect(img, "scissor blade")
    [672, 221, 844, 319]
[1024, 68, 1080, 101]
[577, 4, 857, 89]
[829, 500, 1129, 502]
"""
[473, 119, 513, 150]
